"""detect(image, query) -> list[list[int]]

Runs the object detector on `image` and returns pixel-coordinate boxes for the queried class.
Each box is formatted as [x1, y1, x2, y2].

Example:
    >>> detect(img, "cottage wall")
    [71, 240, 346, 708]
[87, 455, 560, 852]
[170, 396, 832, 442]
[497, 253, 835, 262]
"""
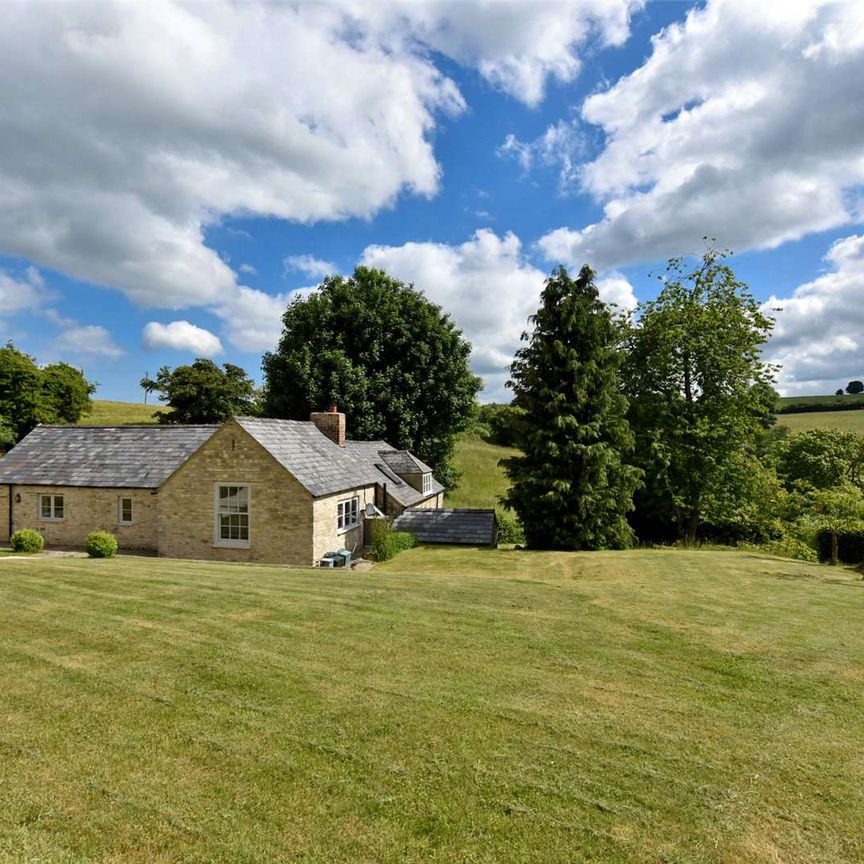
[312, 485, 377, 563]
[0, 484, 158, 549]
[385, 490, 443, 517]
[157, 419, 316, 566]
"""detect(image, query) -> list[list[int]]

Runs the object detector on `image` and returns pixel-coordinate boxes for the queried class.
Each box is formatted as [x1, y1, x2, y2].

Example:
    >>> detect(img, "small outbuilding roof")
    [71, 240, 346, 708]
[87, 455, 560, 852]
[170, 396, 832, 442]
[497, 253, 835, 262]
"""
[392, 508, 497, 546]
[0, 425, 218, 488]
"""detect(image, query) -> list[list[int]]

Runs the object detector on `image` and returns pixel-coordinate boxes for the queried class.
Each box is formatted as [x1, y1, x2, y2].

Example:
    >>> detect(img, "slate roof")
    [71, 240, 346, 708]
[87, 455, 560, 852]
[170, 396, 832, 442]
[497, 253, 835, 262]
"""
[392, 508, 497, 546]
[0, 425, 217, 488]
[235, 417, 444, 504]
[379, 449, 433, 475]
[342, 439, 443, 507]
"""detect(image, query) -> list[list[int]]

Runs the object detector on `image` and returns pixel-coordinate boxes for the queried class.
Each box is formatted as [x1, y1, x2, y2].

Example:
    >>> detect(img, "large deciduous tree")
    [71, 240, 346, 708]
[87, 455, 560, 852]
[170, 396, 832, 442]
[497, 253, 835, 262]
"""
[0, 343, 95, 449]
[141, 359, 256, 424]
[502, 265, 641, 550]
[625, 245, 776, 545]
[262, 267, 481, 490]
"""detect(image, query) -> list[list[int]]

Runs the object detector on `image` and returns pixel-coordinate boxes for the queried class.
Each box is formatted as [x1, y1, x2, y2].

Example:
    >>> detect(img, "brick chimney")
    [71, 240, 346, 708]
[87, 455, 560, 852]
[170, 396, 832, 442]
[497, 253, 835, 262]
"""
[310, 404, 346, 447]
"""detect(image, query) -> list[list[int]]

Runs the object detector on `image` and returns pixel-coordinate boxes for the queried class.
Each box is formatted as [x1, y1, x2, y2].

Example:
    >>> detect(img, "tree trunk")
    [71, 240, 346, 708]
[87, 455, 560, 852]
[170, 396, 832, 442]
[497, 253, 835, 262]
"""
[685, 508, 699, 547]
[830, 531, 839, 566]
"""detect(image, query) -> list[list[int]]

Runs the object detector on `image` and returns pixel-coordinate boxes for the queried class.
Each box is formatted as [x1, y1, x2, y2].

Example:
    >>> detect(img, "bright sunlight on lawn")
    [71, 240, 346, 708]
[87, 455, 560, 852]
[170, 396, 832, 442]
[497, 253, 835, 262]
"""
[1, 549, 863, 862]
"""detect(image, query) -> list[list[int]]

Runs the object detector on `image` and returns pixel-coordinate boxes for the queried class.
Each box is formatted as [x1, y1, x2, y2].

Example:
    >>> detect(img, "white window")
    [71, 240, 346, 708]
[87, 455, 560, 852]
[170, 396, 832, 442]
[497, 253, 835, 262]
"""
[39, 494, 64, 521]
[118, 497, 134, 524]
[422, 473, 432, 494]
[214, 484, 250, 547]
[337, 497, 359, 532]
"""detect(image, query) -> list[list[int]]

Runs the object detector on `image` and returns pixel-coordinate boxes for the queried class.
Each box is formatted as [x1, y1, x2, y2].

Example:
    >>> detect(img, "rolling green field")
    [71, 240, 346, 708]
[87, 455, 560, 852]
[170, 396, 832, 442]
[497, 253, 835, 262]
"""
[777, 393, 864, 409]
[777, 410, 864, 433]
[0, 549, 862, 862]
[447, 435, 517, 509]
[78, 400, 166, 425]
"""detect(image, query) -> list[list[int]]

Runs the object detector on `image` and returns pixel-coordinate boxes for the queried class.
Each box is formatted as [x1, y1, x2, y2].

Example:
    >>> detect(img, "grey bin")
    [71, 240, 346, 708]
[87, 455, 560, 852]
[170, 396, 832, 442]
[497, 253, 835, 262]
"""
[320, 548, 352, 568]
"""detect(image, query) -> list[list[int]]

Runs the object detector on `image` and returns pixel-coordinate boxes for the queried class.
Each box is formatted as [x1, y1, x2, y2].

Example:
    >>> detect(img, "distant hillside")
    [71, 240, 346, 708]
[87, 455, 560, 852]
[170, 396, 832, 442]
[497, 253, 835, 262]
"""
[776, 393, 864, 414]
[78, 400, 166, 425]
[777, 411, 864, 434]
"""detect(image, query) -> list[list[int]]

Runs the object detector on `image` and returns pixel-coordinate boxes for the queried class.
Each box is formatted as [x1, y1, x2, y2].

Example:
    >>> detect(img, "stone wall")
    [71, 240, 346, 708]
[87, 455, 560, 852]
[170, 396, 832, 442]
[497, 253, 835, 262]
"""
[157, 419, 317, 566]
[0, 484, 158, 549]
[312, 485, 377, 563]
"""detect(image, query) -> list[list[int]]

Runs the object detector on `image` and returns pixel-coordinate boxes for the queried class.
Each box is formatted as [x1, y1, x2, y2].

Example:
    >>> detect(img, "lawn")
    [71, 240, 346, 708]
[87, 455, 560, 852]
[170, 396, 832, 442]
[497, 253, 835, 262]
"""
[1, 549, 863, 863]
[78, 400, 166, 425]
[448, 434, 516, 509]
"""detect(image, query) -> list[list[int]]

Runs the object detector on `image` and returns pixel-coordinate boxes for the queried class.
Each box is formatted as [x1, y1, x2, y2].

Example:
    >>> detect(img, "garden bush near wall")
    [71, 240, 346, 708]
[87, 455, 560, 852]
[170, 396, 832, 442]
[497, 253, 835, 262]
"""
[815, 529, 864, 564]
[372, 526, 416, 562]
[10, 529, 44, 553]
[86, 531, 118, 559]
[495, 509, 525, 545]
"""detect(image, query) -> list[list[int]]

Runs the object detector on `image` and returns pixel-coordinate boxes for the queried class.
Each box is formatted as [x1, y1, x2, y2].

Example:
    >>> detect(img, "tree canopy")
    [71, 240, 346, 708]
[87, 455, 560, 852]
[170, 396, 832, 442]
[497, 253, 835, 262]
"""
[141, 359, 257, 424]
[624, 245, 776, 544]
[503, 265, 641, 550]
[847, 380, 864, 395]
[262, 267, 481, 490]
[0, 343, 95, 449]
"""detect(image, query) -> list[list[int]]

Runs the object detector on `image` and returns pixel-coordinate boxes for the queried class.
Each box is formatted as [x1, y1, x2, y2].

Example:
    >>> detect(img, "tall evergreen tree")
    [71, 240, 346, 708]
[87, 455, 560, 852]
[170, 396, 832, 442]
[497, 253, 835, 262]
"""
[503, 265, 641, 550]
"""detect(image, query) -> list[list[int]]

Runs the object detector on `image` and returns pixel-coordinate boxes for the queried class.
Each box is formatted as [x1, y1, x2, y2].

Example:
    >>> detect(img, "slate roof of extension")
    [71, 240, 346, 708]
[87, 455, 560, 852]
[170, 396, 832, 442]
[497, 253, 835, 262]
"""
[233, 417, 444, 505]
[0, 425, 218, 488]
[393, 508, 497, 546]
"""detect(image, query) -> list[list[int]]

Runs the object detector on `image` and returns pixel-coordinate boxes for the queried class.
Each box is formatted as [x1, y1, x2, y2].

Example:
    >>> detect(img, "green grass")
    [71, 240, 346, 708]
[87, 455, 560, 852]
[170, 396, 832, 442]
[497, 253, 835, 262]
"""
[78, 400, 166, 425]
[1, 549, 863, 862]
[448, 434, 516, 509]
[777, 410, 864, 433]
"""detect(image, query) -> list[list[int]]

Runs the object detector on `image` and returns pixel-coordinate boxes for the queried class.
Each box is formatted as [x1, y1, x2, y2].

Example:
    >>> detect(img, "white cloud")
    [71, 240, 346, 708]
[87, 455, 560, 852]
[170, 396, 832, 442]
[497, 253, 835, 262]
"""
[237, 263, 257, 275]
[215, 286, 313, 354]
[142, 320, 223, 357]
[596, 273, 638, 311]
[53, 324, 124, 358]
[0, 1, 639, 315]
[498, 120, 585, 190]
[539, 1, 864, 271]
[355, 1, 641, 106]
[283, 254, 336, 280]
[0, 266, 50, 314]
[764, 234, 864, 395]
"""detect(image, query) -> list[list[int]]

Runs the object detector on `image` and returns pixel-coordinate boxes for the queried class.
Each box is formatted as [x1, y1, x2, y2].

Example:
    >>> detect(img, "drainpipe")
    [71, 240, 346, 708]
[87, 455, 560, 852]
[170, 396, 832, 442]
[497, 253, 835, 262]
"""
[7, 485, 12, 541]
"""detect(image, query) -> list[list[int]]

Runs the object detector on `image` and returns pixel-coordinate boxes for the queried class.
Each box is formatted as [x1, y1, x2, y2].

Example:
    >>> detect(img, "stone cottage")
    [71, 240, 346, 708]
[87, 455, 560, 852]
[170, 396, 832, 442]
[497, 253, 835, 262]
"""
[0, 410, 443, 565]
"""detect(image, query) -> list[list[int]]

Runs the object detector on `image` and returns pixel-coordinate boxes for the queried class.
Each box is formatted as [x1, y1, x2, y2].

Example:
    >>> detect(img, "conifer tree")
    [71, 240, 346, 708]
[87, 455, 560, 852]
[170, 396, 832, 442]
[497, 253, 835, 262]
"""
[503, 265, 641, 549]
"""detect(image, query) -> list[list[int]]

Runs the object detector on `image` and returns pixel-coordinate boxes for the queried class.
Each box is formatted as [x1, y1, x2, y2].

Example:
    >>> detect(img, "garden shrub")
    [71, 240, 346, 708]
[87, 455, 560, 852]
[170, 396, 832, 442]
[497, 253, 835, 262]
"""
[85, 531, 118, 559]
[495, 509, 525, 545]
[372, 525, 416, 562]
[10, 528, 44, 553]
[740, 537, 818, 563]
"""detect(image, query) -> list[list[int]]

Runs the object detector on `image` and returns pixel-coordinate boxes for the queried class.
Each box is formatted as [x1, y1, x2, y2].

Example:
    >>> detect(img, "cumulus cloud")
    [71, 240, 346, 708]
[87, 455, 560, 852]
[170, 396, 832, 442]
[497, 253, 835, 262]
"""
[539, 1, 864, 271]
[0, 266, 50, 314]
[356, 1, 641, 106]
[764, 234, 864, 395]
[0, 0, 638, 315]
[53, 324, 125, 358]
[595, 273, 638, 311]
[283, 255, 336, 279]
[142, 320, 223, 357]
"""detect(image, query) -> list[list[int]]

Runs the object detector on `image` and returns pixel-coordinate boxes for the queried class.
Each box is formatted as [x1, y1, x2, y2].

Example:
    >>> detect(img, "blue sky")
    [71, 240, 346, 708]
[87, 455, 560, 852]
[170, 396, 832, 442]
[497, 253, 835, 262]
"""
[1, 0, 863, 402]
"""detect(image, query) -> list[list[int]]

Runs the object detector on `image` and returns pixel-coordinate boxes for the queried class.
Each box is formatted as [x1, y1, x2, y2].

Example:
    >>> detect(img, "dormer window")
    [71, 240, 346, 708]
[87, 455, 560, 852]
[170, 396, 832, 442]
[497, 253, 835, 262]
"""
[422, 473, 431, 494]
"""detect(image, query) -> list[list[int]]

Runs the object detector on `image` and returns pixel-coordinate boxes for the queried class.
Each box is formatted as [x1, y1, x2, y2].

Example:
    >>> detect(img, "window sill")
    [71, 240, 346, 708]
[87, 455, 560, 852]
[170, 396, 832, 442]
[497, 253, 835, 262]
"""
[337, 523, 359, 535]
[39, 518, 65, 523]
[213, 541, 251, 550]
